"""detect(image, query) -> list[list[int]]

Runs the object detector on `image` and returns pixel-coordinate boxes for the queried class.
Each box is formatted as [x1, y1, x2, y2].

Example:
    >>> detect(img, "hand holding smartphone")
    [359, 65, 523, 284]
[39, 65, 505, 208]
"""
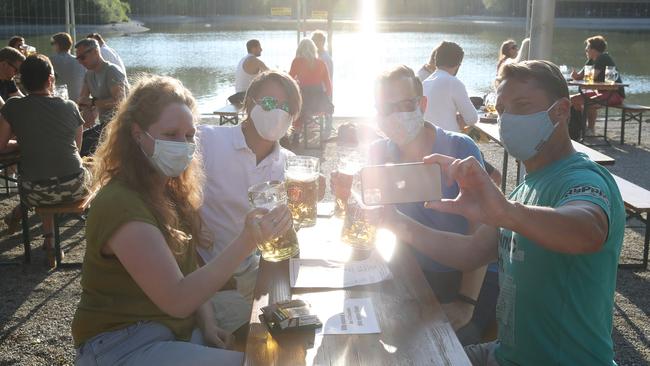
[360, 162, 442, 206]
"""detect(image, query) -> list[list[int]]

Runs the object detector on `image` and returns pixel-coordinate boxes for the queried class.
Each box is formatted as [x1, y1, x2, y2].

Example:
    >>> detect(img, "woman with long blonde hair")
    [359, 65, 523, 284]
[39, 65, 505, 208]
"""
[72, 75, 292, 365]
[289, 38, 333, 142]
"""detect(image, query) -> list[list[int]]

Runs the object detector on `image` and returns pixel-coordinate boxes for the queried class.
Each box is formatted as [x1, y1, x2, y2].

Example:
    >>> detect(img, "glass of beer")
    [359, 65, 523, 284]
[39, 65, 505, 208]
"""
[484, 92, 497, 114]
[285, 156, 320, 228]
[605, 66, 618, 85]
[334, 148, 364, 217]
[54, 84, 69, 100]
[248, 181, 299, 262]
[584, 65, 594, 83]
[341, 191, 378, 251]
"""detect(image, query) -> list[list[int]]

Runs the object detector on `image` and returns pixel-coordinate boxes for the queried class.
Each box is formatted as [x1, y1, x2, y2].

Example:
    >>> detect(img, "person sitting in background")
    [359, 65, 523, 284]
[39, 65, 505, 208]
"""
[231, 39, 268, 105]
[8, 36, 24, 51]
[570, 35, 624, 137]
[423, 41, 478, 133]
[332, 65, 496, 345]
[197, 71, 305, 335]
[87, 32, 126, 76]
[497, 38, 530, 74]
[72, 75, 292, 365]
[417, 46, 437, 82]
[0, 47, 25, 107]
[50, 32, 86, 101]
[75, 38, 128, 156]
[0, 55, 89, 267]
[289, 38, 333, 144]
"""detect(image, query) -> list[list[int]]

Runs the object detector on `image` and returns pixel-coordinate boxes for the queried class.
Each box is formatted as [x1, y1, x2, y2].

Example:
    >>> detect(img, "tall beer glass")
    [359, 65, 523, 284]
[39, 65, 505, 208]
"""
[248, 181, 299, 262]
[341, 191, 378, 250]
[286, 156, 320, 228]
[334, 148, 364, 217]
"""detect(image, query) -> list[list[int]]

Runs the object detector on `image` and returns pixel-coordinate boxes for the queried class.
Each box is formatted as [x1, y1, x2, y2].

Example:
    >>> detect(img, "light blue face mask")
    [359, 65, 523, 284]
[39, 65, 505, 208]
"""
[498, 100, 560, 161]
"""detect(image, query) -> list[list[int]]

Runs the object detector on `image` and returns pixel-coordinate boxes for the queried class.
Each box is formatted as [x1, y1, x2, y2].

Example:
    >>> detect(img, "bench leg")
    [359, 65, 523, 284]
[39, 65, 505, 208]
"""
[54, 214, 62, 267]
[644, 213, 649, 270]
[604, 105, 609, 141]
[21, 202, 31, 264]
[639, 112, 643, 146]
[620, 110, 626, 145]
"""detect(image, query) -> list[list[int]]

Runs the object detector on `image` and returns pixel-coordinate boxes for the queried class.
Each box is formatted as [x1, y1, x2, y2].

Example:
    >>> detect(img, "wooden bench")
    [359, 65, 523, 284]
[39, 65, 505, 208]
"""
[213, 104, 243, 126]
[607, 103, 650, 145]
[613, 175, 650, 269]
[26, 194, 95, 268]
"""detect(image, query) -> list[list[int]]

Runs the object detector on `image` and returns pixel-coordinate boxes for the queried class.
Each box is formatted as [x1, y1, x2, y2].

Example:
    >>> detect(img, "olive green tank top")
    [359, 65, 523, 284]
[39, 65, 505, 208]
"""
[71, 180, 197, 347]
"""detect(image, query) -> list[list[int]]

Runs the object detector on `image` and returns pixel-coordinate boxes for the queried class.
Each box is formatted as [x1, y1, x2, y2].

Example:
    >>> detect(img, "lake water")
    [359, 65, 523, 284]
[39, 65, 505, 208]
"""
[28, 24, 650, 116]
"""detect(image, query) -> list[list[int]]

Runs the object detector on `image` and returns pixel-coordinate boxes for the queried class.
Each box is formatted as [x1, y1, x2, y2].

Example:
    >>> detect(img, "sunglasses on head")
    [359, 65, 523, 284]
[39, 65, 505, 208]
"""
[256, 96, 290, 113]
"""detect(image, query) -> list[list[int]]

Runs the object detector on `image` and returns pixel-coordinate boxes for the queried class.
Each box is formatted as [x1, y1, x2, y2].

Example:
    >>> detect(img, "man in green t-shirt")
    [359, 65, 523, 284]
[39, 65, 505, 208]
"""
[377, 60, 624, 365]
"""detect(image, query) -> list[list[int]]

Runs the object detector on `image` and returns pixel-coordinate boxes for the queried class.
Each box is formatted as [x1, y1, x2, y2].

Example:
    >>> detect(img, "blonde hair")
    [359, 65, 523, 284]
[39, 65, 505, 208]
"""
[243, 70, 302, 120]
[91, 74, 206, 255]
[296, 38, 317, 64]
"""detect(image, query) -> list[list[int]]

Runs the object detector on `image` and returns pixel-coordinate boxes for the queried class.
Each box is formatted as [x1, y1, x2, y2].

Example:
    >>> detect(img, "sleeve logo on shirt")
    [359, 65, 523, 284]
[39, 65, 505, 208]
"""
[562, 185, 609, 206]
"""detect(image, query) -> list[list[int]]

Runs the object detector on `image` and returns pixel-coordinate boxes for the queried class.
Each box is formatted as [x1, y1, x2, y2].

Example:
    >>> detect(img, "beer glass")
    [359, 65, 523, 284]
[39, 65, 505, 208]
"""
[54, 84, 69, 100]
[605, 66, 618, 85]
[286, 156, 320, 228]
[484, 92, 497, 114]
[334, 148, 365, 217]
[341, 191, 378, 250]
[584, 65, 594, 83]
[248, 181, 299, 262]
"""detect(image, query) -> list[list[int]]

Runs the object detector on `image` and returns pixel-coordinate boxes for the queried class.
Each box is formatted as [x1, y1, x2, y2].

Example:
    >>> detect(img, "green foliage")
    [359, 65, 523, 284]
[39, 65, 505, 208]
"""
[77, 0, 130, 23]
[0, 0, 130, 24]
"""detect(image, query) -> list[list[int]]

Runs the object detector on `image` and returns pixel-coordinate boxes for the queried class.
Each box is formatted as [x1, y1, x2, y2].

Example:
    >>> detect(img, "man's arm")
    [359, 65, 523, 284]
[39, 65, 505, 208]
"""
[74, 125, 83, 151]
[95, 82, 126, 111]
[424, 154, 609, 255]
[0, 115, 12, 151]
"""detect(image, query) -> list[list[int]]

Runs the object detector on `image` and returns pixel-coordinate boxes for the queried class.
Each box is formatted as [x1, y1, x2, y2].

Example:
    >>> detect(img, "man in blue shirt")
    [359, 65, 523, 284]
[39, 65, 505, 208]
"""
[333, 65, 497, 343]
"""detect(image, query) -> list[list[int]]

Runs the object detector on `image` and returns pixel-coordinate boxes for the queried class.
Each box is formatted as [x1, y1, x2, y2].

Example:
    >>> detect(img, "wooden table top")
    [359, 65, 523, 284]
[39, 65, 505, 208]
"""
[243, 218, 470, 366]
[567, 80, 629, 91]
[474, 122, 615, 166]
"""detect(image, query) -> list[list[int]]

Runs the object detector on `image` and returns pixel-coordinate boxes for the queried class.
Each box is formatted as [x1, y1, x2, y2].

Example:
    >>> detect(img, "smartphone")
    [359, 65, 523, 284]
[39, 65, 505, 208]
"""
[360, 162, 442, 205]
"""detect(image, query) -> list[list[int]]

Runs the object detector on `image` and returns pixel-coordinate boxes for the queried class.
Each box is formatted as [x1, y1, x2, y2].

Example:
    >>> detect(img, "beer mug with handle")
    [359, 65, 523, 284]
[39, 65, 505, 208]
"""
[334, 147, 366, 217]
[605, 66, 618, 84]
[286, 155, 320, 228]
[341, 174, 378, 250]
[248, 181, 300, 262]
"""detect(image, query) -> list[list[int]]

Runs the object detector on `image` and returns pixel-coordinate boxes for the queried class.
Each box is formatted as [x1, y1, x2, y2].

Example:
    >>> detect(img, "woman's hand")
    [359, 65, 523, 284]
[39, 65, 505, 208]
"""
[203, 324, 234, 349]
[242, 205, 293, 248]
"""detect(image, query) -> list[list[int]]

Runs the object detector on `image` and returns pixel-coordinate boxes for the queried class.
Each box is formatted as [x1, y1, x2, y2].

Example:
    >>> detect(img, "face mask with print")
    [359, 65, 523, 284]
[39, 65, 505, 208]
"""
[142, 132, 195, 177]
[380, 108, 425, 146]
[250, 104, 293, 142]
[498, 100, 560, 161]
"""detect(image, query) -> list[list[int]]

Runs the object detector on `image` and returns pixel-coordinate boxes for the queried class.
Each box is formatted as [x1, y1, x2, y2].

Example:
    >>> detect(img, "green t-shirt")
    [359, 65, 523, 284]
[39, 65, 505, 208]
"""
[72, 180, 197, 347]
[494, 153, 624, 366]
[0, 95, 84, 182]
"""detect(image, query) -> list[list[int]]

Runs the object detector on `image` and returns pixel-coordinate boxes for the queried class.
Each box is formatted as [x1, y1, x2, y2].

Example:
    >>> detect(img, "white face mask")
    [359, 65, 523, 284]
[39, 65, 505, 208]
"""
[379, 108, 425, 146]
[250, 104, 293, 141]
[142, 132, 195, 177]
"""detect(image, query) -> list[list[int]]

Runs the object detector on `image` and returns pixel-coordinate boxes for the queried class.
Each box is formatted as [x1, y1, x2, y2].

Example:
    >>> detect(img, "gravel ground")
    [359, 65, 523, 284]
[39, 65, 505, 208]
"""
[1, 115, 649, 365]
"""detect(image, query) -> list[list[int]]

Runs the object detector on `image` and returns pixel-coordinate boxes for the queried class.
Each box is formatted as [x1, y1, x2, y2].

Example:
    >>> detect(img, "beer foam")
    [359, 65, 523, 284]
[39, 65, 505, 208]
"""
[286, 169, 318, 182]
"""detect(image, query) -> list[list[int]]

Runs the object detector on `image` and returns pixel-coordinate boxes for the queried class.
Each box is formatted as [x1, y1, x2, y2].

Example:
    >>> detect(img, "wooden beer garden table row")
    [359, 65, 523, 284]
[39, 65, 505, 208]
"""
[243, 217, 470, 366]
[473, 119, 615, 193]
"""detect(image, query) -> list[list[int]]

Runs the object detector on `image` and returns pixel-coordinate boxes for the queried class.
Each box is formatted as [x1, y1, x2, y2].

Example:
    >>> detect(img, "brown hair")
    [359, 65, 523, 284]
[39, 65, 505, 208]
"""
[496, 60, 569, 101]
[0, 46, 26, 64]
[20, 55, 53, 93]
[91, 74, 206, 255]
[435, 41, 464, 68]
[52, 32, 73, 52]
[497, 39, 517, 71]
[585, 35, 607, 53]
[8, 36, 24, 49]
[376, 64, 423, 97]
[426, 46, 438, 70]
[87, 32, 105, 45]
[243, 70, 302, 120]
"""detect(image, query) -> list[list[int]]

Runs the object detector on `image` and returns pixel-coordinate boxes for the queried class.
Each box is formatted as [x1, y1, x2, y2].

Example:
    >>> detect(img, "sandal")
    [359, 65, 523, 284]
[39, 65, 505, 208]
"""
[3, 209, 22, 235]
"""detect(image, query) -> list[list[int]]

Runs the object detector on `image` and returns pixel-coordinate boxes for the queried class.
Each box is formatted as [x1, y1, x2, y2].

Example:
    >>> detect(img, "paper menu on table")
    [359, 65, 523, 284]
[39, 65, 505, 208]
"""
[289, 252, 392, 288]
[317, 297, 381, 335]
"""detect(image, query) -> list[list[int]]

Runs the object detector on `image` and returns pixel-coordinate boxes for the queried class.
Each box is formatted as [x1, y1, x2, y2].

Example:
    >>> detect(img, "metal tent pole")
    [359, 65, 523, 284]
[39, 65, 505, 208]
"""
[529, 0, 557, 60]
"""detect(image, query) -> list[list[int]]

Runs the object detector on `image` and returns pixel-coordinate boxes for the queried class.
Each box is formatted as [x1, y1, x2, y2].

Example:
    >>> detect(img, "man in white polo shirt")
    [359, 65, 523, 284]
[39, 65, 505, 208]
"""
[422, 41, 478, 133]
[197, 71, 302, 334]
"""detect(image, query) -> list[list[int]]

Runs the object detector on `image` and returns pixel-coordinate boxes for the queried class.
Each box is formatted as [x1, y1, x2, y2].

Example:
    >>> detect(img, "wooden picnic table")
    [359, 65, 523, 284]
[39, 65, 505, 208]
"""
[567, 80, 629, 143]
[474, 121, 615, 192]
[243, 218, 470, 366]
[213, 104, 244, 125]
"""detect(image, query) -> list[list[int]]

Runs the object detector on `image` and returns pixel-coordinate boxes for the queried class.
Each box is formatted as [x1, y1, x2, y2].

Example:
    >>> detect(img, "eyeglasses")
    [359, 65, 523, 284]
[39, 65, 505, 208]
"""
[76, 48, 93, 61]
[377, 97, 421, 116]
[256, 96, 291, 113]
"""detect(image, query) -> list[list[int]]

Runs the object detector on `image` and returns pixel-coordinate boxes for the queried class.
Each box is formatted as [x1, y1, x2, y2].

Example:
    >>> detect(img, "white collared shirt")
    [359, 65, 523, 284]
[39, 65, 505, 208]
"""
[196, 124, 293, 270]
[422, 69, 478, 133]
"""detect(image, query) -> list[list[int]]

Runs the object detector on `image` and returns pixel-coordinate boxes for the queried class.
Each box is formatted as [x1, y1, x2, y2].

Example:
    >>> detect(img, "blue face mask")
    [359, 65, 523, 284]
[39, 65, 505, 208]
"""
[498, 100, 560, 161]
